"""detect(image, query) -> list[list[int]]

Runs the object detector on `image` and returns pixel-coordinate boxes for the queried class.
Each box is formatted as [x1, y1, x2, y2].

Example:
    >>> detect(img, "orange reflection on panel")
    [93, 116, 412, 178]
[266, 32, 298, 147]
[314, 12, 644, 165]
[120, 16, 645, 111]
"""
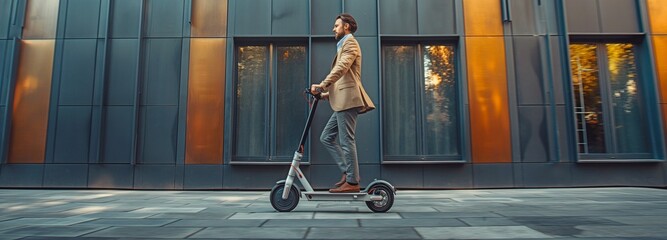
[191, 0, 228, 37]
[647, 0, 667, 34]
[22, 0, 60, 39]
[652, 36, 667, 103]
[465, 37, 511, 163]
[8, 40, 56, 163]
[186, 38, 226, 164]
[462, 0, 503, 36]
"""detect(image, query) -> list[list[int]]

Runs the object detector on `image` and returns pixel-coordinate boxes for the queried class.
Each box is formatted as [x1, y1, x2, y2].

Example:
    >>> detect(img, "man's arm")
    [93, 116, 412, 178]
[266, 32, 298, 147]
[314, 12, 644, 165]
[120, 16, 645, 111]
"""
[313, 39, 359, 92]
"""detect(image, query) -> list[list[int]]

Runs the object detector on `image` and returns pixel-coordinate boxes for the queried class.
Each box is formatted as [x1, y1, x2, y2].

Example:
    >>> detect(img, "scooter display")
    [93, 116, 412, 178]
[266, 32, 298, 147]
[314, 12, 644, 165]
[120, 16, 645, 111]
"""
[269, 89, 396, 213]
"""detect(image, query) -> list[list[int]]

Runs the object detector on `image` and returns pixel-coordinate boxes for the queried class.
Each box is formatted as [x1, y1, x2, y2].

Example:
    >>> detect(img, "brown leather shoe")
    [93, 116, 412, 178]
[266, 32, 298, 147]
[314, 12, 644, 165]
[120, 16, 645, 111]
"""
[329, 182, 361, 193]
[334, 174, 347, 187]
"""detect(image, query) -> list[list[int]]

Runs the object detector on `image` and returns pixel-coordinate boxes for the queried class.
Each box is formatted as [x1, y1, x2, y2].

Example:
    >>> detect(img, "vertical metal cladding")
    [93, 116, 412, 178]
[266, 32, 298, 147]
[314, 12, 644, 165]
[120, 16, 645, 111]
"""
[647, 0, 667, 142]
[463, 0, 512, 163]
[8, 0, 59, 163]
[185, 0, 228, 164]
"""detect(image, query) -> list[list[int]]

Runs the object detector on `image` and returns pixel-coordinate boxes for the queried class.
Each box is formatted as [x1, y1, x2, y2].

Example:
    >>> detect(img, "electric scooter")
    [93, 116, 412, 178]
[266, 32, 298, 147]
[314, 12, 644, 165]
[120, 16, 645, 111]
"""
[269, 89, 396, 213]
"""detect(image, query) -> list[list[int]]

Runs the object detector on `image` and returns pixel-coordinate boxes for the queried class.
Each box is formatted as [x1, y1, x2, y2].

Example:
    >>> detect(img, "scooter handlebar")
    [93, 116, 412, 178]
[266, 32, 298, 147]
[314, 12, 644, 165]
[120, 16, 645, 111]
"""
[305, 88, 323, 100]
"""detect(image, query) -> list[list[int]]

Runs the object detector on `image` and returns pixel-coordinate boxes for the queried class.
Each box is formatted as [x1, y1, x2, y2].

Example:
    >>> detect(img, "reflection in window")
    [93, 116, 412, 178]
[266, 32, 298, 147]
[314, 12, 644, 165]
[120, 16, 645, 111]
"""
[569, 43, 649, 156]
[236, 46, 268, 157]
[383, 44, 460, 159]
[234, 44, 307, 161]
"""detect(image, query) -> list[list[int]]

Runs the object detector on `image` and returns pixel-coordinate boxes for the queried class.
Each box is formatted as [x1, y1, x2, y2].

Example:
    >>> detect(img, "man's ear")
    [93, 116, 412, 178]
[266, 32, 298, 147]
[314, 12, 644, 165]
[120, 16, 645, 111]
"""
[344, 23, 349, 31]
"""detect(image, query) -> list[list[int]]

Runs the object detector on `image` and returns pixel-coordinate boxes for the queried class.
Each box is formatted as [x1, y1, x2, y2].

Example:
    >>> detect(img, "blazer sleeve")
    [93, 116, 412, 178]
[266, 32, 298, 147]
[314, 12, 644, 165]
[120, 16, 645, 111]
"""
[320, 39, 359, 91]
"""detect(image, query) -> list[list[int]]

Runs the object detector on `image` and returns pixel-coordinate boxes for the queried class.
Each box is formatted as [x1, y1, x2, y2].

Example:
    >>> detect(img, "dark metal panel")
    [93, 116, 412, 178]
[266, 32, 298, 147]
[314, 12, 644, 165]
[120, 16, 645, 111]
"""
[134, 165, 176, 189]
[64, 0, 102, 38]
[0, 0, 11, 39]
[571, 163, 664, 187]
[145, 0, 184, 37]
[100, 106, 133, 163]
[233, 0, 270, 35]
[311, 0, 341, 36]
[54, 106, 92, 164]
[309, 164, 344, 189]
[380, 0, 417, 35]
[423, 164, 473, 188]
[550, 36, 565, 105]
[59, 39, 96, 105]
[184, 165, 223, 189]
[344, 0, 377, 36]
[544, 0, 560, 35]
[514, 36, 545, 105]
[43, 164, 88, 187]
[109, 0, 141, 38]
[309, 39, 335, 165]
[599, 0, 640, 33]
[0, 164, 44, 187]
[556, 105, 575, 162]
[88, 164, 134, 188]
[518, 106, 550, 163]
[509, 0, 537, 35]
[105, 39, 138, 105]
[564, 0, 600, 33]
[141, 38, 181, 106]
[382, 165, 424, 188]
[223, 165, 294, 189]
[417, 0, 456, 35]
[138, 106, 178, 164]
[522, 163, 573, 187]
[0, 39, 6, 105]
[472, 164, 515, 188]
[272, 0, 308, 35]
[355, 37, 379, 164]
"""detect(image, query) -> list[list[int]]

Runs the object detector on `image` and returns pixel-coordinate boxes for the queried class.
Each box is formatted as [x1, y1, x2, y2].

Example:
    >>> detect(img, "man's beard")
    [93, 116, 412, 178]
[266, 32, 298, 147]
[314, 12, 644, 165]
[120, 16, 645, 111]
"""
[335, 32, 344, 40]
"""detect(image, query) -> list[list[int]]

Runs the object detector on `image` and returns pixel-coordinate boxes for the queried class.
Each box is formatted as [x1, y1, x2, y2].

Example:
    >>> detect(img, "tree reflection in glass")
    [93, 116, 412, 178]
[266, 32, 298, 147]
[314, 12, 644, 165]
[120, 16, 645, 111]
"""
[423, 45, 458, 155]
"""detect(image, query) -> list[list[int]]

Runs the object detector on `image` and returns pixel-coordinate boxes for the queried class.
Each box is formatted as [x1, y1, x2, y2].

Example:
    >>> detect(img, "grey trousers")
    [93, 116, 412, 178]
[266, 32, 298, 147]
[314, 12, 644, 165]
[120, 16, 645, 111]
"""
[320, 107, 360, 184]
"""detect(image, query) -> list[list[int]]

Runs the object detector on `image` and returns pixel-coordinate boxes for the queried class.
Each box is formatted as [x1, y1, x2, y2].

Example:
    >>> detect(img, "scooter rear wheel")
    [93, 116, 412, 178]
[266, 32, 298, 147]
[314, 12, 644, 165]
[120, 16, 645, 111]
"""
[270, 183, 300, 212]
[365, 184, 394, 213]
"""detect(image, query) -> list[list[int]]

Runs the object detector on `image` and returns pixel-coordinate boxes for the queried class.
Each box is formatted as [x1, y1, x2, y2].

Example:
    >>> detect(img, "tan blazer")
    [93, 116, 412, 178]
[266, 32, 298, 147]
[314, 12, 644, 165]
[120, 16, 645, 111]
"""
[320, 35, 375, 114]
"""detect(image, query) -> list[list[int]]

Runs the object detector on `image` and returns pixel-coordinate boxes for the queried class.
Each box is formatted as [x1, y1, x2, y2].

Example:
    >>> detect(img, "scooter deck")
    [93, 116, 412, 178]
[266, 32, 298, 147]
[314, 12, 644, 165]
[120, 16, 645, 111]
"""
[302, 191, 381, 201]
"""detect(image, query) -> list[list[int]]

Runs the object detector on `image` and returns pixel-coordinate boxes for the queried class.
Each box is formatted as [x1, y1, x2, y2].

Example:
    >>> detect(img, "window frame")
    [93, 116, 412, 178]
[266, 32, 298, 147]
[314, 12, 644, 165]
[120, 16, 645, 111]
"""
[380, 40, 465, 163]
[568, 40, 654, 160]
[231, 39, 309, 163]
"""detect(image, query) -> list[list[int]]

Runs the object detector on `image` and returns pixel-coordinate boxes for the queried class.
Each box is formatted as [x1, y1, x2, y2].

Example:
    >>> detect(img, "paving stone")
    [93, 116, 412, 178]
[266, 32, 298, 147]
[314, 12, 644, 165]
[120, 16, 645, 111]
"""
[147, 212, 234, 220]
[264, 219, 359, 227]
[509, 216, 623, 226]
[83, 226, 202, 238]
[360, 218, 466, 227]
[130, 207, 206, 213]
[401, 212, 503, 219]
[74, 218, 178, 227]
[458, 217, 520, 226]
[166, 219, 265, 227]
[601, 215, 667, 225]
[189, 227, 307, 239]
[415, 226, 554, 239]
[229, 212, 314, 219]
[0, 226, 104, 238]
[307, 227, 420, 239]
[314, 212, 401, 219]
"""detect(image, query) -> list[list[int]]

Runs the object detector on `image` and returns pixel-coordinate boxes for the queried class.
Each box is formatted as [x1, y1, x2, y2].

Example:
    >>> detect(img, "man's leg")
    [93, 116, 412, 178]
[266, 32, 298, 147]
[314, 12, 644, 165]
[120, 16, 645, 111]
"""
[337, 108, 359, 184]
[320, 112, 347, 173]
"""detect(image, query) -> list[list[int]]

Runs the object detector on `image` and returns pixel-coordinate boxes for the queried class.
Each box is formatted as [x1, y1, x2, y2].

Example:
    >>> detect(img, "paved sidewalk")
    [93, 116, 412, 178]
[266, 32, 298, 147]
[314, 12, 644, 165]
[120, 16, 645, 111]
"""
[0, 187, 666, 239]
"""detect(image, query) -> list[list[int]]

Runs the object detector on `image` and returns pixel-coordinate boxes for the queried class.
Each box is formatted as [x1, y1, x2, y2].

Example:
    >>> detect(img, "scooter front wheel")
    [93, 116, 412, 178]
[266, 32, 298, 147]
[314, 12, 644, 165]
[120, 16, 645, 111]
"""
[365, 184, 394, 213]
[270, 183, 300, 212]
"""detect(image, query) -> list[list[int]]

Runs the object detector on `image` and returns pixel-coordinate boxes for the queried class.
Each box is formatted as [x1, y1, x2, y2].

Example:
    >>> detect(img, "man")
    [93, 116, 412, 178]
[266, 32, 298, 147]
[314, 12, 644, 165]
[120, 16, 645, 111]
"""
[310, 13, 375, 193]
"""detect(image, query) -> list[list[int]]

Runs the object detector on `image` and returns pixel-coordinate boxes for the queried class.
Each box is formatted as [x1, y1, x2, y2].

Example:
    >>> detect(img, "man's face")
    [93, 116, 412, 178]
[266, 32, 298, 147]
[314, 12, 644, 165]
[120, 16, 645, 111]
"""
[333, 19, 347, 40]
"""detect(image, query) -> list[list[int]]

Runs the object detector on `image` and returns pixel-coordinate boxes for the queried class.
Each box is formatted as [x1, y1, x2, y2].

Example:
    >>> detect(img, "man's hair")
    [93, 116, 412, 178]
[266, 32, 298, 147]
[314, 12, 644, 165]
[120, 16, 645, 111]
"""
[336, 13, 357, 33]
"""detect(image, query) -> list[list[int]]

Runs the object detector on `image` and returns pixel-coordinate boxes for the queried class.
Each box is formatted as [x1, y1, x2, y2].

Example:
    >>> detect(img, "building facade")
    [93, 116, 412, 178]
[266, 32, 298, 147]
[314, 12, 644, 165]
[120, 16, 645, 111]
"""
[1, 0, 666, 189]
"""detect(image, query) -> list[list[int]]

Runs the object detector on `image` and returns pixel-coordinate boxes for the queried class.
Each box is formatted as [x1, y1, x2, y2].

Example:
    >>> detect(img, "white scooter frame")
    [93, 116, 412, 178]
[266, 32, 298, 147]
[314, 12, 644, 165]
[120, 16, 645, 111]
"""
[269, 89, 396, 213]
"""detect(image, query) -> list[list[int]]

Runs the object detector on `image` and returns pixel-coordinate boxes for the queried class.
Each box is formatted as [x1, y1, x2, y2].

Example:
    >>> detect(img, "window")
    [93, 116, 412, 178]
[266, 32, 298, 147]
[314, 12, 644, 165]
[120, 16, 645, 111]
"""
[234, 43, 308, 162]
[569, 42, 651, 159]
[382, 43, 461, 161]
